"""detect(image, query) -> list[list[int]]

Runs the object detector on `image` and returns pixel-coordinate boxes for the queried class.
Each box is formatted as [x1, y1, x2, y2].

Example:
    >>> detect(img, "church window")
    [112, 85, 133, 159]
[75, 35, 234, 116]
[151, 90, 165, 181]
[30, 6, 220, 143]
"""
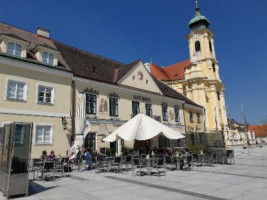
[217, 92, 220, 101]
[195, 41, 201, 52]
[212, 63, 216, 72]
[209, 41, 213, 52]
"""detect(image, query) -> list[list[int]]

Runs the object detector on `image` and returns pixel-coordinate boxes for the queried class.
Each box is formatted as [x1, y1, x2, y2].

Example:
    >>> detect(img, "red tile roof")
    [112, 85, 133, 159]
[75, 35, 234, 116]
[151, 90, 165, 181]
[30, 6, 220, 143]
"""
[150, 60, 190, 81]
[248, 124, 267, 137]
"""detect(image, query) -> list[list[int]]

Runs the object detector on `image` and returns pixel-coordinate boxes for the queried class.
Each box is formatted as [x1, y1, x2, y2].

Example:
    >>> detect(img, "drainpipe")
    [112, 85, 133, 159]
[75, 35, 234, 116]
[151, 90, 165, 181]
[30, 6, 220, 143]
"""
[71, 79, 76, 142]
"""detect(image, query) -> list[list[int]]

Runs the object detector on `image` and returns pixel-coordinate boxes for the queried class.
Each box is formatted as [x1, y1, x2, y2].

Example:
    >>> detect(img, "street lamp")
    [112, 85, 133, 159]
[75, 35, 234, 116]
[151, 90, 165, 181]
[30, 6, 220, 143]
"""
[62, 116, 68, 130]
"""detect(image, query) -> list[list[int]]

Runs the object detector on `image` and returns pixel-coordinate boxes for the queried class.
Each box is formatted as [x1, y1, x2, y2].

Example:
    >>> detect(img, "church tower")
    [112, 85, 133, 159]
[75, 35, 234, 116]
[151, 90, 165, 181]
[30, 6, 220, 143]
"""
[185, 0, 227, 133]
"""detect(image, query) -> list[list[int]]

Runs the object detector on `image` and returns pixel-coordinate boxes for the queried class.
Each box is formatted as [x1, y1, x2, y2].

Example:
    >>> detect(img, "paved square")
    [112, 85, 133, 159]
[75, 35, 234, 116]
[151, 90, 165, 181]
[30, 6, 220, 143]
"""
[1, 145, 267, 200]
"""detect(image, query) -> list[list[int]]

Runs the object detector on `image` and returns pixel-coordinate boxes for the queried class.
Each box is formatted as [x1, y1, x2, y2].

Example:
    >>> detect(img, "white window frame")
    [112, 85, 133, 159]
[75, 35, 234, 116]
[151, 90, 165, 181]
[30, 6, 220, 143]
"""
[174, 107, 180, 122]
[85, 93, 98, 115]
[109, 96, 119, 117]
[34, 124, 53, 145]
[36, 84, 55, 105]
[5, 79, 28, 102]
[7, 41, 22, 57]
[42, 51, 54, 65]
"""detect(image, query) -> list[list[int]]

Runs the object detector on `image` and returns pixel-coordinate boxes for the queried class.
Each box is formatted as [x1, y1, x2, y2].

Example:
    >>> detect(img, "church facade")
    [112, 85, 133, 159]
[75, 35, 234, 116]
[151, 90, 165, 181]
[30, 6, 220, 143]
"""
[149, 3, 228, 143]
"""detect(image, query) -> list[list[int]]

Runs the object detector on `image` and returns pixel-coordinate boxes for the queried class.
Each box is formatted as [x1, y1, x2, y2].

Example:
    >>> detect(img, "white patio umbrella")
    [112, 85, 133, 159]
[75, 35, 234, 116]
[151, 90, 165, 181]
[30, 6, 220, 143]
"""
[103, 114, 185, 142]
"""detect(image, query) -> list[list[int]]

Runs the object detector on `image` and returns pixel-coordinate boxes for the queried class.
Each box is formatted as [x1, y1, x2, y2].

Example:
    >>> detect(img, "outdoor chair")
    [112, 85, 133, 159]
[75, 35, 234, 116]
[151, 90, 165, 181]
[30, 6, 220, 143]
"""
[61, 157, 72, 172]
[183, 155, 192, 171]
[205, 154, 213, 166]
[78, 157, 86, 172]
[190, 154, 199, 168]
[132, 158, 146, 176]
[123, 155, 133, 171]
[95, 157, 108, 173]
[29, 158, 42, 180]
[140, 154, 147, 165]
[212, 153, 217, 164]
[42, 161, 54, 182]
[198, 154, 206, 166]
[105, 157, 115, 172]
[227, 153, 235, 165]
[216, 151, 225, 165]
[111, 157, 122, 172]
[52, 158, 65, 181]
[153, 157, 166, 176]
[165, 156, 176, 171]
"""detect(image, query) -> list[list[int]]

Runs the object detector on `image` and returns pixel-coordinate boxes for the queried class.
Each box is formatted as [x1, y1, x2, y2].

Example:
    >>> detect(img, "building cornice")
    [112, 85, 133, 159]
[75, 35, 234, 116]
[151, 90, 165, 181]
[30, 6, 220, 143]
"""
[0, 54, 72, 78]
[0, 108, 70, 118]
[184, 103, 204, 111]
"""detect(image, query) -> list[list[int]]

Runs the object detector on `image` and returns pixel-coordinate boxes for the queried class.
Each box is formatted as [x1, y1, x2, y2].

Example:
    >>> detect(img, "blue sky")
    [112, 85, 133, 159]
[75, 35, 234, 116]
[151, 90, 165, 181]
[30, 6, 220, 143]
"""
[0, 0, 266, 124]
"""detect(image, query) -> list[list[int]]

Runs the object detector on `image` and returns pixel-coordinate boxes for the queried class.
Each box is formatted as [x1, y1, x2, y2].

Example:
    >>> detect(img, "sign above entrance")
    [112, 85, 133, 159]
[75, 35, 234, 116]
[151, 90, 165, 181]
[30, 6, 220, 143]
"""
[133, 95, 151, 102]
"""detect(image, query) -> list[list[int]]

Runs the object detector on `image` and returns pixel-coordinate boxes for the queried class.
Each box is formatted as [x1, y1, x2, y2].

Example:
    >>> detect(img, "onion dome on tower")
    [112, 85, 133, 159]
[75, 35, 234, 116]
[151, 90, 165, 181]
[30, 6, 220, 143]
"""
[188, 0, 210, 30]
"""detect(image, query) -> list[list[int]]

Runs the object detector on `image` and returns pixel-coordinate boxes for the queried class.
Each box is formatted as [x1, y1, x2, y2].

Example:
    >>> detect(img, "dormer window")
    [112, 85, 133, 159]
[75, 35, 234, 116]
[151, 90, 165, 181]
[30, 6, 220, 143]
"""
[33, 45, 59, 66]
[7, 42, 22, 57]
[42, 51, 54, 65]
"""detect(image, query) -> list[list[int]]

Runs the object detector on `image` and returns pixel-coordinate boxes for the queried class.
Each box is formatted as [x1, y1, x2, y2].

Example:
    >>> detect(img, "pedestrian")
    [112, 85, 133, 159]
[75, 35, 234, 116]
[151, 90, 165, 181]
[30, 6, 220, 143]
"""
[85, 148, 92, 170]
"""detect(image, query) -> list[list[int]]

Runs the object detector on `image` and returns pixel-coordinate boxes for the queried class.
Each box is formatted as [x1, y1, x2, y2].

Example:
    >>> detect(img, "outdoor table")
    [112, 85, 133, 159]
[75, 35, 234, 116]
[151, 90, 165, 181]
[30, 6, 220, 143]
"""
[173, 156, 181, 170]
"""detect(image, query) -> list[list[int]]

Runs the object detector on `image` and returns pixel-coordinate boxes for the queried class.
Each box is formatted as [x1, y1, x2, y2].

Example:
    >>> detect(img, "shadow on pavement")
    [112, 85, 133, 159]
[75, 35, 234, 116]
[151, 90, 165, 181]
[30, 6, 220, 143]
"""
[28, 181, 58, 196]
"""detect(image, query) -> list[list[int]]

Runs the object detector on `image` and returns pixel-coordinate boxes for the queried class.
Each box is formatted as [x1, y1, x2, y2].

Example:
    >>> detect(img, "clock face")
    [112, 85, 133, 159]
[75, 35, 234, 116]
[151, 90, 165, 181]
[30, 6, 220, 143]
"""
[138, 71, 143, 80]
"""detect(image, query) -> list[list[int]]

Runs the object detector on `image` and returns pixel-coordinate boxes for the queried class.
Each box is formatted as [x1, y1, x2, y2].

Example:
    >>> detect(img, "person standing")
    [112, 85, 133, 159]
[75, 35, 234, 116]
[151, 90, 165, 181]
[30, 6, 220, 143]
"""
[85, 149, 92, 170]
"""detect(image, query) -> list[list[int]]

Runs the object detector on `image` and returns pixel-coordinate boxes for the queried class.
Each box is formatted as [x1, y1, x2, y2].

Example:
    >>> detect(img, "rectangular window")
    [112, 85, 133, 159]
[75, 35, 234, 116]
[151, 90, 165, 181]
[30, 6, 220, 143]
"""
[132, 101, 140, 117]
[86, 94, 97, 115]
[6, 80, 27, 101]
[37, 85, 54, 104]
[35, 125, 52, 144]
[7, 42, 22, 57]
[42, 51, 54, 65]
[14, 124, 25, 144]
[197, 113, 201, 124]
[145, 104, 152, 117]
[109, 97, 118, 117]
[174, 107, 180, 122]
[190, 112, 194, 123]
[162, 105, 168, 121]
[85, 133, 96, 151]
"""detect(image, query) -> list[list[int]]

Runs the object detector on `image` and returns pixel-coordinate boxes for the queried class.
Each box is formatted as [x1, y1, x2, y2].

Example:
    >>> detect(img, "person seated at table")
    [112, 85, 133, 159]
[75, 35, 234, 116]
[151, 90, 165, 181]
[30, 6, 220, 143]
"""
[48, 150, 56, 161]
[84, 148, 92, 170]
[40, 150, 47, 161]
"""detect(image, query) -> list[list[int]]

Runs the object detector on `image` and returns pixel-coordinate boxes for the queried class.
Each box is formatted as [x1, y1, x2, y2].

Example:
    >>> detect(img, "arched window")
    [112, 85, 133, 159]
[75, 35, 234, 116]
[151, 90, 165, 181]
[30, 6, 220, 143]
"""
[209, 41, 213, 52]
[212, 63, 216, 72]
[217, 92, 220, 101]
[195, 41, 201, 52]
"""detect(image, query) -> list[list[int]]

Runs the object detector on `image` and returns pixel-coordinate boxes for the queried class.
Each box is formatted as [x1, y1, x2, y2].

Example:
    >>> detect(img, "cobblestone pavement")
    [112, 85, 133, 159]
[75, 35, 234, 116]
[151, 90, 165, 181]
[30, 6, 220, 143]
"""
[1, 145, 267, 200]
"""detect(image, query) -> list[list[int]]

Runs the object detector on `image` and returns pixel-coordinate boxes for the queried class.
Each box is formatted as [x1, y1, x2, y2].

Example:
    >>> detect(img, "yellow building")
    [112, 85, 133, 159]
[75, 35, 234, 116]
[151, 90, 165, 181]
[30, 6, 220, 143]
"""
[0, 25, 73, 158]
[149, 2, 227, 144]
[0, 22, 205, 157]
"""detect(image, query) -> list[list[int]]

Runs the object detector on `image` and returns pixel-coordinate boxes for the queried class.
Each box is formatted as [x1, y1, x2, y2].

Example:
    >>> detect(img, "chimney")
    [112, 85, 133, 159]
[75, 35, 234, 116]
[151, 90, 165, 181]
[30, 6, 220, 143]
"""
[37, 27, 50, 38]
